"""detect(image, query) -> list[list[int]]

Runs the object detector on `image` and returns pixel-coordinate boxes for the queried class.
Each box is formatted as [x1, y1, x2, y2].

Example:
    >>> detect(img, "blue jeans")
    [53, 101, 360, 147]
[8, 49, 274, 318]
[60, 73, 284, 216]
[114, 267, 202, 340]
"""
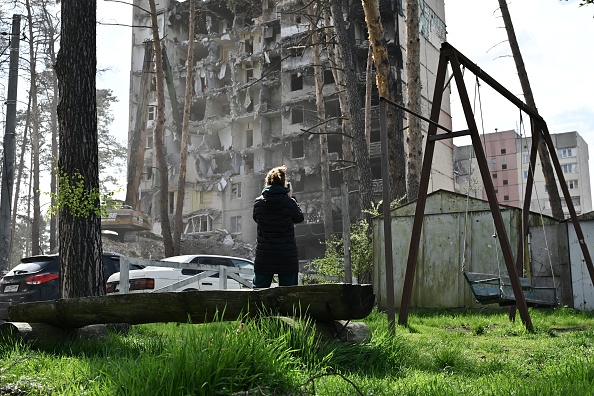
[253, 273, 298, 288]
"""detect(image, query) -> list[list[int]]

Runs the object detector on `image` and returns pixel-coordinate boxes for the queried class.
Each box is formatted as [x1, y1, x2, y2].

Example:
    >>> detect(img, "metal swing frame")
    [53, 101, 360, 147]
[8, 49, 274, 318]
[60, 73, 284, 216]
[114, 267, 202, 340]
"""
[396, 43, 594, 333]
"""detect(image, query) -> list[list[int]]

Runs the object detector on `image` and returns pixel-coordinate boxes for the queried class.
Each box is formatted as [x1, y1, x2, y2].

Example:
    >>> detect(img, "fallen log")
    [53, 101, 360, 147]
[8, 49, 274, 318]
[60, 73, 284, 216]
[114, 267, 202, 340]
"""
[8, 284, 375, 329]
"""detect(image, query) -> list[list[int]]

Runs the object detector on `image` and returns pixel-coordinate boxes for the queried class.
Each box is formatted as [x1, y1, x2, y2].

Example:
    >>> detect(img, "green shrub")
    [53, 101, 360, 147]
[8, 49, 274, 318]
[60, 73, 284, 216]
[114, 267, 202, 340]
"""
[305, 219, 373, 283]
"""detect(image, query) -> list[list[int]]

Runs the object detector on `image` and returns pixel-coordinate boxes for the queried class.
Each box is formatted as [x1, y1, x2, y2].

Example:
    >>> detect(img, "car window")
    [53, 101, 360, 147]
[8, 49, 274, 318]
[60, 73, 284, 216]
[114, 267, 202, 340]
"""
[103, 256, 121, 279]
[199, 257, 230, 267]
[8, 259, 57, 275]
[181, 269, 202, 276]
[230, 259, 253, 268]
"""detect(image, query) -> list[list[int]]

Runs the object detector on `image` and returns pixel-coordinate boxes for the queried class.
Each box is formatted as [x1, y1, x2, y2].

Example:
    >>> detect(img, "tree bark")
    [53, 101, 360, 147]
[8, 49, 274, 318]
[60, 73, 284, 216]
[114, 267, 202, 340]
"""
[125, 41, 153, 211]
[324, 9, 361, 222]
[173, 0, 196, 255]
[361, 0, 407, 202]
[47, 19, 59, 252]
[148, 0, 174, 257]
[330, 0, 374, 226]
[12, 96, 31, 263]
[55, 0, 104, 298]
[405, 0, 422, 202]
[309, 10, 333, 244]
[25, 0, 41, 256]
[498, 0, 563, 220]
[365, 45, 373, 147]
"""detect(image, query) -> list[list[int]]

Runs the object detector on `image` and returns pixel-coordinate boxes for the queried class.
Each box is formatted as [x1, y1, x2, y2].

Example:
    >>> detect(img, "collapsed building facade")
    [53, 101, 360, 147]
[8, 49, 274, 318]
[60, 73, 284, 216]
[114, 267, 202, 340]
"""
[127, 0, 454, 261]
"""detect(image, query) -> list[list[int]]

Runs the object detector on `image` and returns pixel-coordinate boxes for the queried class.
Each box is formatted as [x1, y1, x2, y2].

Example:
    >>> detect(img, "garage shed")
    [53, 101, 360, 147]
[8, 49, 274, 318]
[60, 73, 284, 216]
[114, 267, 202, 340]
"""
[372, 190, 571, 310]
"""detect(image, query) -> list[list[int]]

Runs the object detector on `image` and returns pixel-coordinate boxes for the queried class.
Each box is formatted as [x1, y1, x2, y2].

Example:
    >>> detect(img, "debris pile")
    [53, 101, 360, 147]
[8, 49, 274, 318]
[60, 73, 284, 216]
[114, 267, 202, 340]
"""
[103, 229, 254, 260]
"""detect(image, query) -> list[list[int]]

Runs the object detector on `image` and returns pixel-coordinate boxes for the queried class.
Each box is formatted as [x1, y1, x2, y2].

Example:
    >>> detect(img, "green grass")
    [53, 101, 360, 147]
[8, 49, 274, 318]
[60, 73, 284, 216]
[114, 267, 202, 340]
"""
[1, 307, 594, 395]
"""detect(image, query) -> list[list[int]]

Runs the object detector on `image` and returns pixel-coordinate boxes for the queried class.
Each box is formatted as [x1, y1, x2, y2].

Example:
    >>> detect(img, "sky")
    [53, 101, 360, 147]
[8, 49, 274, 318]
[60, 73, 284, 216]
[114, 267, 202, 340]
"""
[97, 1, 134, 143]
[95, 0, 594, 192]
[443, 1, 594, 175]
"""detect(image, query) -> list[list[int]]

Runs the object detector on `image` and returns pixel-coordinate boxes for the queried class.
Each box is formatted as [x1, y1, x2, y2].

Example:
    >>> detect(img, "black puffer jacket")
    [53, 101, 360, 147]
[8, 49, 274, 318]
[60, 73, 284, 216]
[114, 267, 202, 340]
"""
[253, 185, 304, 274]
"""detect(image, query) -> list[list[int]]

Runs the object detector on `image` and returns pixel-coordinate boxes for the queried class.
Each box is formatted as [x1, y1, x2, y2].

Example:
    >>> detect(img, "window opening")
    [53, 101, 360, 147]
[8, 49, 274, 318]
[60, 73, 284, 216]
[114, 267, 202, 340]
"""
[232, 183, 242, 198]
[291, 73, 303, 91]
[291, 107, 304, 124]
[168, 191, 175, 214]
[231, 216, 242, 233]
[246, 129, 253, 147]
[291, 140, 304, 158]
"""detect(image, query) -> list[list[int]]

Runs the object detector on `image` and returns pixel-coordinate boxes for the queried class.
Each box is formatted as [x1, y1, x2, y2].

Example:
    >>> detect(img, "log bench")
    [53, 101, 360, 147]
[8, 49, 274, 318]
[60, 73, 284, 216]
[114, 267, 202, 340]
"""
[1, 284, 375, 344]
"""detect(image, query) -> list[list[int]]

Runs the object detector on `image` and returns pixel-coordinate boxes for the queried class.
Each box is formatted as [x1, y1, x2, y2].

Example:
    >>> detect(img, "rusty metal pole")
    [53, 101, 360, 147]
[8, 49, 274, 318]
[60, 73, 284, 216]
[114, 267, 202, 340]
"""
[397, 50, 449, 327]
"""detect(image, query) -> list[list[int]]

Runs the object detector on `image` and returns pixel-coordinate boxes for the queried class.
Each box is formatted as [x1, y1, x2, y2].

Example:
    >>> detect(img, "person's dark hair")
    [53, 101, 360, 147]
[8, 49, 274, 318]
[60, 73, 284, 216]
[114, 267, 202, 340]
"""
[265, 166, 287, 187]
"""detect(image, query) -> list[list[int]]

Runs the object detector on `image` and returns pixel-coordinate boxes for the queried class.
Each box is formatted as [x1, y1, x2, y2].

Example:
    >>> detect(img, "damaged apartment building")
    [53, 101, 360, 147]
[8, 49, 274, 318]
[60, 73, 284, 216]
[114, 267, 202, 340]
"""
[127, 0, 454, 261]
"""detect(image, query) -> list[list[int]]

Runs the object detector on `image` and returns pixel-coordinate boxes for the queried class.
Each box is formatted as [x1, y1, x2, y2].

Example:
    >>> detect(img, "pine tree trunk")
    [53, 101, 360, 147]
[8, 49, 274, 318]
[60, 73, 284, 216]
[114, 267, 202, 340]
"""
[405, 0, 422, 202]
[324, 9, 361, 221]
[365, 45, 373, 147]
[173, 0, 196, 255]
[49, 51, 59, 251]
[25, 0, 41, 256]
[125, 41, 153, 211]
[39, 4, 60, 251]
[12, 97, 31, 262]
[498, 0, 563, 219]
[362, 0, 407, 202]
[310, 12, 333, 244]
[148, 0, 174, 257]
[55, 0, 104, 298]
[331, 0, 374, 226]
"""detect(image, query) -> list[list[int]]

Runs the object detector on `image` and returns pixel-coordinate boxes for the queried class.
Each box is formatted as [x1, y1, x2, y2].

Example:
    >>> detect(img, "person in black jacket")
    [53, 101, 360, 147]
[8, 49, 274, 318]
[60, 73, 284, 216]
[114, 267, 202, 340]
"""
[253, 166, 304, 288]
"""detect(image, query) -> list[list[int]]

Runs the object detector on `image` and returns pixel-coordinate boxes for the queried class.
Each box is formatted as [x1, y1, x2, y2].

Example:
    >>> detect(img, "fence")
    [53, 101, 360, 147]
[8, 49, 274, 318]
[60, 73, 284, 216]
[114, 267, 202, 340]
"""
[117, 257, 254, 294]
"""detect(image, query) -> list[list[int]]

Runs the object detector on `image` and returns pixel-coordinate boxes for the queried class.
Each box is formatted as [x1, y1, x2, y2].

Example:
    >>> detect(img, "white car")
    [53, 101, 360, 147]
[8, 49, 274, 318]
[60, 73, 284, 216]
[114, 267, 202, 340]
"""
[105, 255, 254, 294]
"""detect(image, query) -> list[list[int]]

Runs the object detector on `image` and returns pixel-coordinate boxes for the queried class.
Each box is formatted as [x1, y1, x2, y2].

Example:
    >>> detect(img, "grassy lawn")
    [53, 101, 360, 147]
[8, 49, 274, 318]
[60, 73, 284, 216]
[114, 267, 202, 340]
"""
[1, 307, 594, 395]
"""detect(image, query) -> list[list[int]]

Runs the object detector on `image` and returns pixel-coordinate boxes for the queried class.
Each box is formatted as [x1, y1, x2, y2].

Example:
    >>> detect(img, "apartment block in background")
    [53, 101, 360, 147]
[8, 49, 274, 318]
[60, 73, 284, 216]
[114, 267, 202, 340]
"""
[454, 130, 591, 217]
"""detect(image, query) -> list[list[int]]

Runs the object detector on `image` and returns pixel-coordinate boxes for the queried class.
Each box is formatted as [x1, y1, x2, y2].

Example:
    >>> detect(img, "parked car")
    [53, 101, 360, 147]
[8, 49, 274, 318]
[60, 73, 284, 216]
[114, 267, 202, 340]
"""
[0, 252, 139, 320]
[105, 254, 255, 294]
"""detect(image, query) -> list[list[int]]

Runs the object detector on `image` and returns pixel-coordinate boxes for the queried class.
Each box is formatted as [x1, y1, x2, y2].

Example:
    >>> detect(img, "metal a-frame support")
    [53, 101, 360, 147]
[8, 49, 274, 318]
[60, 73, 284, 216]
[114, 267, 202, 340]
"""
[398, 42, 594, 333]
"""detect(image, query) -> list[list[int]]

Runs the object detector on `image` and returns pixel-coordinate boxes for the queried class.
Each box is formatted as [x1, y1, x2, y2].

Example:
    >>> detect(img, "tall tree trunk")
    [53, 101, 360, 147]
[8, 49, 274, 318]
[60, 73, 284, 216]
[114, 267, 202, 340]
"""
[498, 0, 563, 219]
[309, 9, 333, 244]
[330, 0, 374, 227]
[405, 0, 422, 202]
[49, 48, 59, 251]
[125, 41, 153, 210]
[55, 0, 103, 298]
[25, 0, 41, 255]
[12, 96, 31, 260]
[148, 0, 174, 257]
[362, 0, 407, 202]
[324, 9, 361, 222]
[173, 0, 196, 255]
[40, 4, 60, 251]
[365, 45, 373, 147]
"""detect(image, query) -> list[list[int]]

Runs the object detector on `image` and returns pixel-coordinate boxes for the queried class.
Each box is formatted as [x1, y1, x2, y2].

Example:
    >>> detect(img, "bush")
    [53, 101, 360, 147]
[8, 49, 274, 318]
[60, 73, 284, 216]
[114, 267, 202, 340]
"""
[305, 219, 373, 284]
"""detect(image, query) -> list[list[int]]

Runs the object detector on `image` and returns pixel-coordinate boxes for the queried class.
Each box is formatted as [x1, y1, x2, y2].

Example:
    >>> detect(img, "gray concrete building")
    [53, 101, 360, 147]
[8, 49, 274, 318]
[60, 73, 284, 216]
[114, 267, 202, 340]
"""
[128, 0, 453, 261]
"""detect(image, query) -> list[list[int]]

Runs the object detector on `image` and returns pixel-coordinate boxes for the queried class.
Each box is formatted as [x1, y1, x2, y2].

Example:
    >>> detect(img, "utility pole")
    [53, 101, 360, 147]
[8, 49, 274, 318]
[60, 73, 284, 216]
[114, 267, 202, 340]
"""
[0, 14, 21, 273]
